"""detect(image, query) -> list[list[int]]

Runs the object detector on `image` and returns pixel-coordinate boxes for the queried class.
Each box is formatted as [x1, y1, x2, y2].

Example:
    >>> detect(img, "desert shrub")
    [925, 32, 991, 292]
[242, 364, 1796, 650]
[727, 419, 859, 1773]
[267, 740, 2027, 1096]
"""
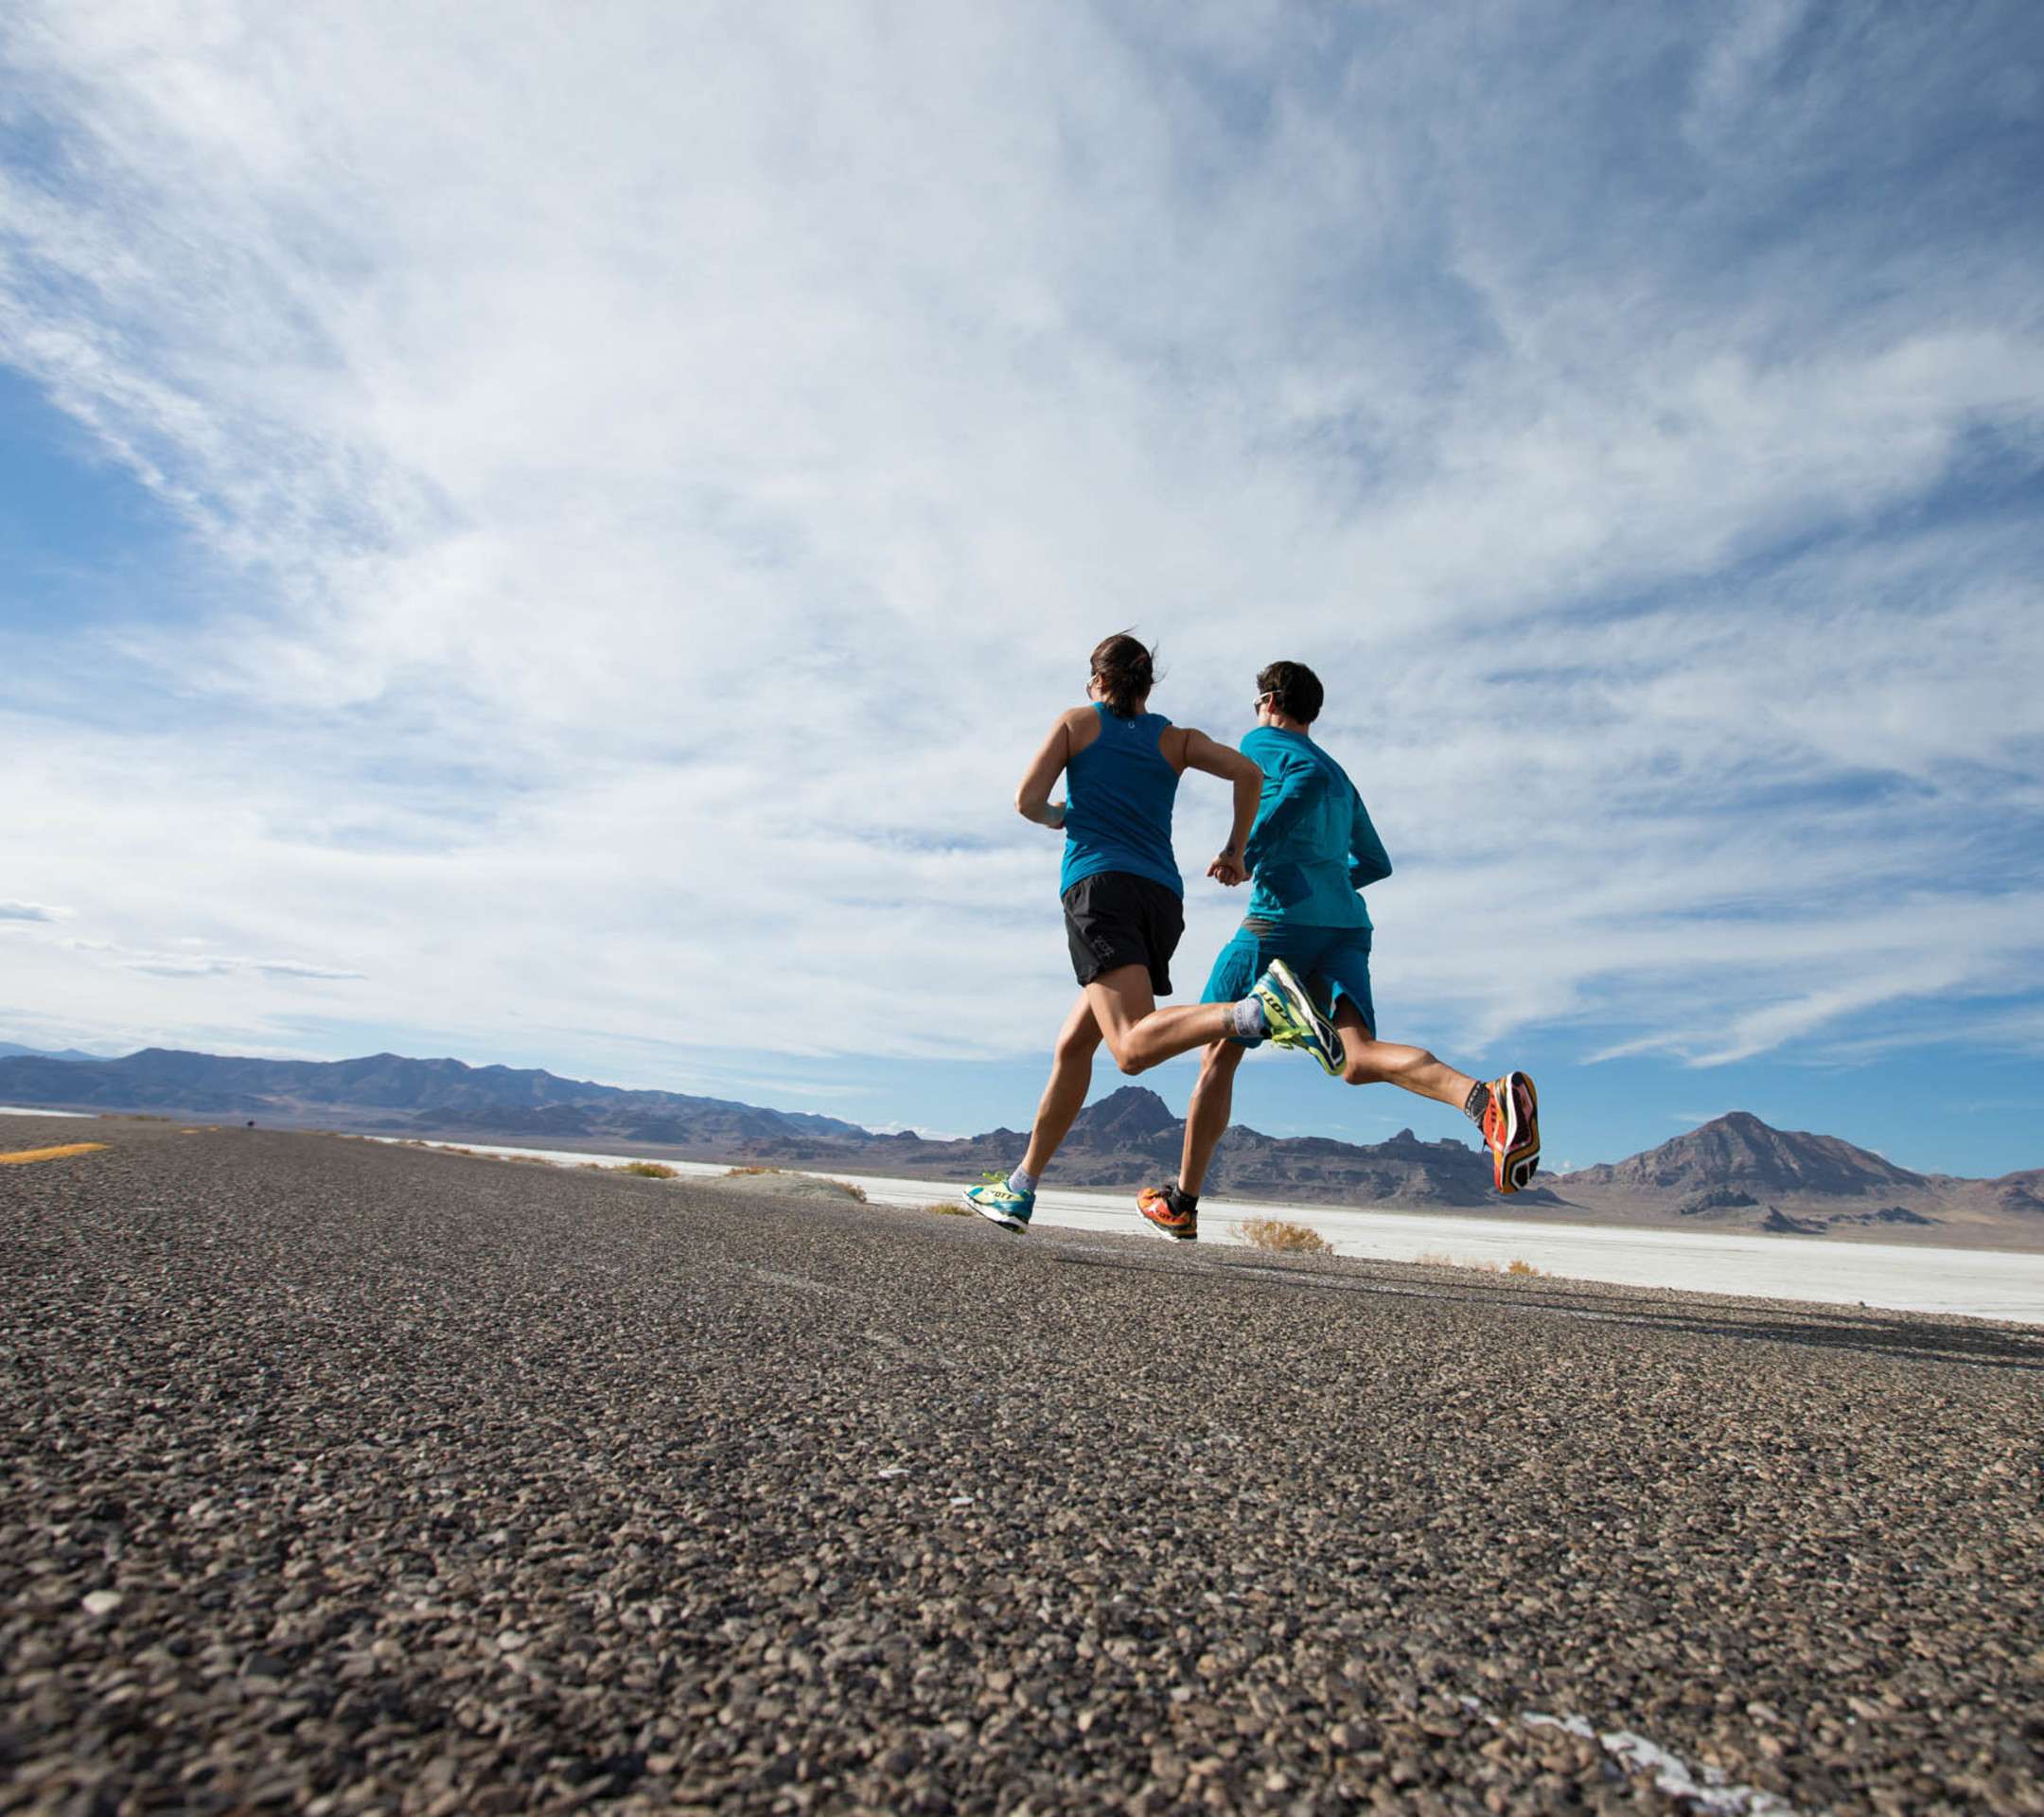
[618, 1161, 678, 1179]
[924, 1200, 969, 1216]
[830, 1179, 870, 1203]
[724, 1164, 783, 1177]
[1409, 1251, 1542, 1277]
[1235, 1218, 1331, 1255]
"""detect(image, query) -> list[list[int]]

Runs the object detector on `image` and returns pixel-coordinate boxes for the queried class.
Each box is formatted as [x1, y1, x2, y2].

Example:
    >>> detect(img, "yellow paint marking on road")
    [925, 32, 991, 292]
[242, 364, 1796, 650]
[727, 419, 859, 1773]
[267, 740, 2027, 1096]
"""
[0, 1142, 111, 1165]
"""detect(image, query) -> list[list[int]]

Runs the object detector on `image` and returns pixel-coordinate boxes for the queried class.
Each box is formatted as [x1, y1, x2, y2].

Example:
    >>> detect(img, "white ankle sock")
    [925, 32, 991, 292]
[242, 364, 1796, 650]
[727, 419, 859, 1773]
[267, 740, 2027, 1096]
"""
[1007, 1167, 1039, 1195]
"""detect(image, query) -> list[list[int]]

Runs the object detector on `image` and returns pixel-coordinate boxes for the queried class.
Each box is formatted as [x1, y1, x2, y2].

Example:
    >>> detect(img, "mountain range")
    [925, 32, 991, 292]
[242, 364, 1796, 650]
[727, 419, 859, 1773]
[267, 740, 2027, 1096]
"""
[0, 1047, 865, 1145]
[2, 1044, 2037, 1247]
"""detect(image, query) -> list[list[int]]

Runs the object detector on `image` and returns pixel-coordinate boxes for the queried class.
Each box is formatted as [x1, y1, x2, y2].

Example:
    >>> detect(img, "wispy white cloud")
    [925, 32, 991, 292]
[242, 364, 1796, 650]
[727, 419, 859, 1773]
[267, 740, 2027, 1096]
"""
[61, 936, 364, 981]
[861, 1120, 969, 1142]
[127, 956, 366, 981]
[1, 0, 2040, 1092]
[0, 901, 70, 923]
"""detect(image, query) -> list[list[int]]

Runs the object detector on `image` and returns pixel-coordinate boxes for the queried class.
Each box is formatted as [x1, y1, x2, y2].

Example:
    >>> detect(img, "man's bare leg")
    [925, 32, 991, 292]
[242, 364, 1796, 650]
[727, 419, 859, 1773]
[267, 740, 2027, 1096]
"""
[1332, 999, 1474, 1106]
[1130, 1035, 1244, 1240]
[1019, 993, 1104, 1178]
[1179, 1037, 1245, 1196]
[1330, 999, 1541, 1192]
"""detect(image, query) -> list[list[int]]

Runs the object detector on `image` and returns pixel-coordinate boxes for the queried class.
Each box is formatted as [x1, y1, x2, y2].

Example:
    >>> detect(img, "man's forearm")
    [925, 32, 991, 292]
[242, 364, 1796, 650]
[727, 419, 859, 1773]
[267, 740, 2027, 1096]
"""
[1225, 777, 1260, 859]
[1018, 798, 1066, 830]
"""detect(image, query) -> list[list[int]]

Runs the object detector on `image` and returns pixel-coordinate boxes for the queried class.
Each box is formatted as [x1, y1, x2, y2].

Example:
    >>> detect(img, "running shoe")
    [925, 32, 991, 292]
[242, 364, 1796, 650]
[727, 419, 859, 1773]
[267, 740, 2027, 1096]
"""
[1136, 1183, 1197, 1242]
[963, 1174, 1033, 1233]
[1251, 959, 1345, 1076]
[1481, 1070, 1541, 1194]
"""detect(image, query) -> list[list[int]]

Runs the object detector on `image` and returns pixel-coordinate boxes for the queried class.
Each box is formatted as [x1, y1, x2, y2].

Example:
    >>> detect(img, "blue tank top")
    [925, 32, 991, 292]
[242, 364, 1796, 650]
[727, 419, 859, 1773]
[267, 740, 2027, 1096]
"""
[1059, 705, 1182, 897]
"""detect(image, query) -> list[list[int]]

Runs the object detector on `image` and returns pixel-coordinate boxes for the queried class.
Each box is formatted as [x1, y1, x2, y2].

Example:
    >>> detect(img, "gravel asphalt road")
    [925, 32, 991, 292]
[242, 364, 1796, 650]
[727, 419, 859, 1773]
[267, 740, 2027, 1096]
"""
[5, 1119, 2043, 1815]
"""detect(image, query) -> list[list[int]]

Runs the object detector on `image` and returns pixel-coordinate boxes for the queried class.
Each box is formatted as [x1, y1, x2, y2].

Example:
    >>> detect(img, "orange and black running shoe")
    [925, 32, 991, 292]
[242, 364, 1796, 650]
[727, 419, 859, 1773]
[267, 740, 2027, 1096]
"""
[1481, 1071, 1540, 1195]
[1137, 1183, 1198, 1241]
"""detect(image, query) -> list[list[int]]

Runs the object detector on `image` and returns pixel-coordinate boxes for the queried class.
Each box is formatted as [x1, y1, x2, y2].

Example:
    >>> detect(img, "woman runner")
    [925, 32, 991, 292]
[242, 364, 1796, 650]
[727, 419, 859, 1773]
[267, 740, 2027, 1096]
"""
[962, 633, 1342, 1232]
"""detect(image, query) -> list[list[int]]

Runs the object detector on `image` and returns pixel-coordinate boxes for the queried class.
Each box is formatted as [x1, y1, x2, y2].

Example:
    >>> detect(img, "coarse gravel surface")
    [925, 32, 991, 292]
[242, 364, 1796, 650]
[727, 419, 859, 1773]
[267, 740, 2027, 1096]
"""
[4, 1119, 2043, 1816]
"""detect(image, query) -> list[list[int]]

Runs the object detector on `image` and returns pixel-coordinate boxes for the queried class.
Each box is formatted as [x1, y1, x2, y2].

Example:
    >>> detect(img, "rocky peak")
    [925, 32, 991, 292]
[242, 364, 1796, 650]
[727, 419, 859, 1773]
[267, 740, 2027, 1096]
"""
[1562, 1112, 1927, 1197]
[1073, 1086, 1181, 1140]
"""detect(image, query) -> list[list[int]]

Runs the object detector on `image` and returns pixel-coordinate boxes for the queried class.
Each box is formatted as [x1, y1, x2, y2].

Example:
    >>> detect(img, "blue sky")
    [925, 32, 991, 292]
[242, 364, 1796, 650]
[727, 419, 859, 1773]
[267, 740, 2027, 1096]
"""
[4, 2, 2042, 1179]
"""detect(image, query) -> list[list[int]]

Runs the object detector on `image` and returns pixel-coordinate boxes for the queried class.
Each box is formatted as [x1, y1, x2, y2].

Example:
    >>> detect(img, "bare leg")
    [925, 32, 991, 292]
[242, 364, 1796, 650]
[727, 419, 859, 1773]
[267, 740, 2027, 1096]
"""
[1084, 965, 1240, 1075]
[1019, 994, 1104, 1178]
[1332, 999, 1476, 1107]
[1179, 1038, 1245, 1195]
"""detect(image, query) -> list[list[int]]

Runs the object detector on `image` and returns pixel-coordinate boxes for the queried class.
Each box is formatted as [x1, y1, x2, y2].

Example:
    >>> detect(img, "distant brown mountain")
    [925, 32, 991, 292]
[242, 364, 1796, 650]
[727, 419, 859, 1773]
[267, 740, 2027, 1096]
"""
[1557, 1110, 1928, 1199]
[0, 1048, 867, 1144]
[1956, 1168, 2044, 1221]
[1550, 1112, 2044, 1248]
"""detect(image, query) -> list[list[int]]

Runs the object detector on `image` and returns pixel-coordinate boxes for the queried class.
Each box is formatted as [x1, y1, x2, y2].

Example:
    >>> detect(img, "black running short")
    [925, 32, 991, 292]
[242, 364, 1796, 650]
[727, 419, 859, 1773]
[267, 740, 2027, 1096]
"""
[1062, 871, 1184, 996]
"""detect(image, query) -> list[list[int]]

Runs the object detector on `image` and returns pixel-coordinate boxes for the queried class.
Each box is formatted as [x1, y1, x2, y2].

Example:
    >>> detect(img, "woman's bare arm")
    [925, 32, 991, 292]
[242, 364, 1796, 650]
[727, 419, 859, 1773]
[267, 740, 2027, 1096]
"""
[1013, 711, 1084, 829]
[1176, 727, 1262, 885]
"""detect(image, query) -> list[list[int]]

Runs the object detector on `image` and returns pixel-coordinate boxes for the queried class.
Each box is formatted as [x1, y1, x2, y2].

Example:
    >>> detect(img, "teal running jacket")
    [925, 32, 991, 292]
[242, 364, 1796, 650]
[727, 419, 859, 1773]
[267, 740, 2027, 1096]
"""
[1238, 725, 1391, 930]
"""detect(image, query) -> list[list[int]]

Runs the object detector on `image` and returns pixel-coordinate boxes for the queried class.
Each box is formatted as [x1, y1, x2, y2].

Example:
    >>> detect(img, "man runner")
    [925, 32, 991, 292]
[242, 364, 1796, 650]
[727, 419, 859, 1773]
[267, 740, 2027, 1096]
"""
[962, 635, 1346, 1234]
[1135, 660, 1539, 1241]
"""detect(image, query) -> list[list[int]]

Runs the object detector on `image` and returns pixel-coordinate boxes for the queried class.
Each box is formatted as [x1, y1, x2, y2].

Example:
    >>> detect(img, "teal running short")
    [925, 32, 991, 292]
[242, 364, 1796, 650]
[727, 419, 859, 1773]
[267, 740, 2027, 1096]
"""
[1201, 921, 1374, 1041]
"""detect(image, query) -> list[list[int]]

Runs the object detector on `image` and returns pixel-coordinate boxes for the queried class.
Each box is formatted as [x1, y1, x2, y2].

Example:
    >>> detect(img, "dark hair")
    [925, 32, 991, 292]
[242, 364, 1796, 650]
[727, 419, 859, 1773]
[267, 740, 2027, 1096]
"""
[1089, 631, 1157, 718]
[1256, 660, 1324, 725]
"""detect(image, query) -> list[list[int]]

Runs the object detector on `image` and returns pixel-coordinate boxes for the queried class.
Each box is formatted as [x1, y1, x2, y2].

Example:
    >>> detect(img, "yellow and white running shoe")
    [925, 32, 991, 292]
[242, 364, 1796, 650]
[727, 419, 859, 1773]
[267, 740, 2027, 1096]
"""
[1251, 959, 1345, 1076]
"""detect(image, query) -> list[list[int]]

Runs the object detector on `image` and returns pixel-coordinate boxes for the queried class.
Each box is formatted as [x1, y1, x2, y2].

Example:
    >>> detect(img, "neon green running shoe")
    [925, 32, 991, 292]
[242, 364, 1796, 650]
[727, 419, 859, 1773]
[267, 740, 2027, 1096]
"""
[1252, 959, 1345, 1076]
[962, 1173, 1033, 1233]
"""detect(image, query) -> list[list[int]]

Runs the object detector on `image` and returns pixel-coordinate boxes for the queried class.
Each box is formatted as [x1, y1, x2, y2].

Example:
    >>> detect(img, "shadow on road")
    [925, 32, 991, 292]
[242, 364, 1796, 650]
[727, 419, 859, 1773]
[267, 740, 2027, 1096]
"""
[1036, 1247, 2044, 1374]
